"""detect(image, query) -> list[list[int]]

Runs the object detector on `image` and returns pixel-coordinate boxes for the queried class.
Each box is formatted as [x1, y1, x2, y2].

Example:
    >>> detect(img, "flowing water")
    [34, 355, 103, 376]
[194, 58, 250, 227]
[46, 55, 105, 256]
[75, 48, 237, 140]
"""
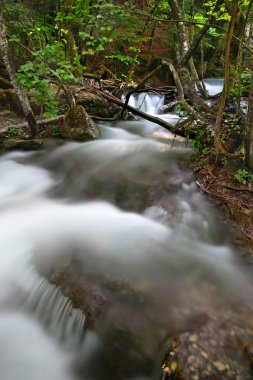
[0, 90, 252, 380]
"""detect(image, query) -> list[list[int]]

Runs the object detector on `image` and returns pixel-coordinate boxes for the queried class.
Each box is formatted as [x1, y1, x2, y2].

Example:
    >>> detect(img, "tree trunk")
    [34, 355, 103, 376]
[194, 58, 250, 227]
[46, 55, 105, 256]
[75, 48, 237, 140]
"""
[178, 0, 224, 68]
[0, 4, 37, 138]
[168, 0, 206, 96]
[214, 0, 241, 158]
[245, 60, 253, 170]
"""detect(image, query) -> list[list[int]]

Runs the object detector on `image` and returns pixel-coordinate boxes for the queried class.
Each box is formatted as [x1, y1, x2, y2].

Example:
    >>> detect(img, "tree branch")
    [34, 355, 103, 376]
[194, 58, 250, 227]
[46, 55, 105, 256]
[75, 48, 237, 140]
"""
[95, 90, 195, 138]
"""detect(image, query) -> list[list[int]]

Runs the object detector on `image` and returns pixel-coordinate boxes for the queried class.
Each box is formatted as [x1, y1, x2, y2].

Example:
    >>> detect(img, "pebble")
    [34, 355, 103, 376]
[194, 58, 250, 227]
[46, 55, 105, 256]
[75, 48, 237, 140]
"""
[200, 350, 208, 359]
[187, 355, 195, 365]
[213, 361, 227, 371]
[189, 334, 198, 343]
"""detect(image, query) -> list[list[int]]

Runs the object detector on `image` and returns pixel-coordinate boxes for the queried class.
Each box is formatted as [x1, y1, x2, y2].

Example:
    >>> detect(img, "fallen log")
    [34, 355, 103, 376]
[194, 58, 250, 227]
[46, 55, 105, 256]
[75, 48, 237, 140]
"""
[158, 99, 178, 114]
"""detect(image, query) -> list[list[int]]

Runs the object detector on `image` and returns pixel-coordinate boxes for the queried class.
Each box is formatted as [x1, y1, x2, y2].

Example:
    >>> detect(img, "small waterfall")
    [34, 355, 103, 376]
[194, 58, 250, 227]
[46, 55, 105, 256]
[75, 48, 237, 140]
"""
[202, 78, 224, 96]
[122, 93, 164, 114]
[23, 272, 86, 346]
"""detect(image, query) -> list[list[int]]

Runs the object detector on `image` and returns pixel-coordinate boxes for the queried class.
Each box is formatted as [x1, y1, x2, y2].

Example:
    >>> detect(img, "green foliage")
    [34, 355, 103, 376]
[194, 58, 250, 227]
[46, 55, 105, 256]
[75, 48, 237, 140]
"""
[106, 53, 139, 66]
[147, 0, 169, 18]
[204, 0, 231, 21]
[16, 41, 86, 118]
[230, 68, 251, 97]
[220, 112, 241, 143]
[52, 125, 61, 137]
[234, 169, 253, 184]
[4, 1, 55, 56]
[191, 122, 214, 156]
[7, 128, 23, 137]
[56, 0, 143, 68]
[5, 0, 150, 110]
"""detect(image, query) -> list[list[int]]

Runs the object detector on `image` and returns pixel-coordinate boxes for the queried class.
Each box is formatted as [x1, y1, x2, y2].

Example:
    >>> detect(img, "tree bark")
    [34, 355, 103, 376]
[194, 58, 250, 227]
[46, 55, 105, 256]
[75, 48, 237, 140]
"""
[168, 0, 206, 96]
[0, 4, 37, 138]
[245, 60, 253, 170]
[214, 0, 242, 158]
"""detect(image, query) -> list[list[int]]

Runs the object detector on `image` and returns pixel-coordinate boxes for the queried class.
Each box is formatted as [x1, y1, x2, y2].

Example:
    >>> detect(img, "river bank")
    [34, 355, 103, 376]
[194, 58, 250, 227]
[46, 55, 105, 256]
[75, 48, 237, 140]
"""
[193, 158, 253, 256]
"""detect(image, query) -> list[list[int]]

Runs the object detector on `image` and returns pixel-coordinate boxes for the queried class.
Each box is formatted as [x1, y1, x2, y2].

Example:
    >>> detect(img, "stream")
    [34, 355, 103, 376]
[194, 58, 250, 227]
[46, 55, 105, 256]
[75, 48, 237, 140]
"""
[0, 79, 253, 380]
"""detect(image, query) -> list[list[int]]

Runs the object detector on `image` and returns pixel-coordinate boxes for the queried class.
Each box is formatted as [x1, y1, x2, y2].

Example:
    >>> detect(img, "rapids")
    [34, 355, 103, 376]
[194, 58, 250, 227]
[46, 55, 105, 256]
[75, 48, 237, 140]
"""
[0, 91, 252, 380]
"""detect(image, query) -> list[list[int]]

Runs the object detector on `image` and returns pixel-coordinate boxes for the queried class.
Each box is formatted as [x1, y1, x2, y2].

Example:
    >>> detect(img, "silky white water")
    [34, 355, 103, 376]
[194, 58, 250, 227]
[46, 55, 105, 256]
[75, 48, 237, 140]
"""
[0, 91, 252, 380]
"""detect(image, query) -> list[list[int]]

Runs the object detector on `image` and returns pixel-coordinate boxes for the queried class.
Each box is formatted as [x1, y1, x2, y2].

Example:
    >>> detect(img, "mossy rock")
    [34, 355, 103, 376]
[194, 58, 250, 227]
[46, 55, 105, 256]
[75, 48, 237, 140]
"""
[2, 138, 44, 150]
[60, 105, 100, 141]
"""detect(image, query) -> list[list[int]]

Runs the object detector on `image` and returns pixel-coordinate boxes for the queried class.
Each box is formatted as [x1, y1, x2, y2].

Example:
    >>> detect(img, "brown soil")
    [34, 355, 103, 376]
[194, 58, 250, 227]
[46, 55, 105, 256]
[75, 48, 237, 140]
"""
[193, 160, 253, 256]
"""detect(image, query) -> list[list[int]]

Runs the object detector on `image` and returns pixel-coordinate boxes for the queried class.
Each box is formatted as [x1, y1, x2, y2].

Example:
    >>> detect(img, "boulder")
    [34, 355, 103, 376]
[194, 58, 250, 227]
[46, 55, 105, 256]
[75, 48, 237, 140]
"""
[60, 105, 100, 141]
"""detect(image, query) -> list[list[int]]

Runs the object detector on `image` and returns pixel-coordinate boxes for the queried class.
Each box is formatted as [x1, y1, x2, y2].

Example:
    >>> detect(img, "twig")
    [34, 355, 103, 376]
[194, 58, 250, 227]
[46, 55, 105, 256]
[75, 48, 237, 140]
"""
[219, 183, 253, 193]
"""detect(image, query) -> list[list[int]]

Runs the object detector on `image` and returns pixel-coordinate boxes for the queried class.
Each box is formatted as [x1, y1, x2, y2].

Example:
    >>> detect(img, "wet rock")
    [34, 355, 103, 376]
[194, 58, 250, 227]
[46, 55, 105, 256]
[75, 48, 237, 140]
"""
[48, 260, 163, 380]
[162, 314, 253, 380]
[2, 138, 44, 150]
[60, 105, 100, 141]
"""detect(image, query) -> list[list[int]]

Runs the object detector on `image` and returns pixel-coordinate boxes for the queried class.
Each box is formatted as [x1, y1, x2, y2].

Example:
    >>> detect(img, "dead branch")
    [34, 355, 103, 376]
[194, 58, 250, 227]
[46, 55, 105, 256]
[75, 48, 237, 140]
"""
[219, 183, 253, 193]
[90, 112, 122, 121]
[159, 100, 178, 114]
[162, 61, 184, 100]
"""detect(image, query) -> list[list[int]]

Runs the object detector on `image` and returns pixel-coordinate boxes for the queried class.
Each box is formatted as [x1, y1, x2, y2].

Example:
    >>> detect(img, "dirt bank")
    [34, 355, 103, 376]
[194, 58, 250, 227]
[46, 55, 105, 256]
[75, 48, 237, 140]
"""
[193, 160, 253, 256]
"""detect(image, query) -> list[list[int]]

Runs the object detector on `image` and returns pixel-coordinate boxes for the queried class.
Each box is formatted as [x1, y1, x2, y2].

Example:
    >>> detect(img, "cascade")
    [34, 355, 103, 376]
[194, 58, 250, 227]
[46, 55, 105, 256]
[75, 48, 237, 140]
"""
[0, 89, 252, 380]
[122, 92, 165, 114]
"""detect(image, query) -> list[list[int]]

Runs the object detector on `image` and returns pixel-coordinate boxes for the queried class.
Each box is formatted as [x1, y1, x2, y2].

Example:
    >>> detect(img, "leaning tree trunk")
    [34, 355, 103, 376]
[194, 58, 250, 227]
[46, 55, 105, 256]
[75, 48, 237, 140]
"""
[168, 0, 206, 97]
[214, 0, 241, 158]
[0, 4, 37, 137]
[245, 59, 253, 170]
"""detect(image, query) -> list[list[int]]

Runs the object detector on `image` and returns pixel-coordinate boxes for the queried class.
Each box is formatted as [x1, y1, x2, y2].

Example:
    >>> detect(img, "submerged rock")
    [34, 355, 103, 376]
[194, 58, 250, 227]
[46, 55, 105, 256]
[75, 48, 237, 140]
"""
[60, 105, 100, 141]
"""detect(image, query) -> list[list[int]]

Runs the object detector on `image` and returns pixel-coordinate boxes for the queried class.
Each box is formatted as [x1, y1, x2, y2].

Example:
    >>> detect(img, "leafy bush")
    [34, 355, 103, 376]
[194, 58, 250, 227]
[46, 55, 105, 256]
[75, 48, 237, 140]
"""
[234, 169, 253, 184]
[16, 42, 82, 118]
[7, 128, 23, 137]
